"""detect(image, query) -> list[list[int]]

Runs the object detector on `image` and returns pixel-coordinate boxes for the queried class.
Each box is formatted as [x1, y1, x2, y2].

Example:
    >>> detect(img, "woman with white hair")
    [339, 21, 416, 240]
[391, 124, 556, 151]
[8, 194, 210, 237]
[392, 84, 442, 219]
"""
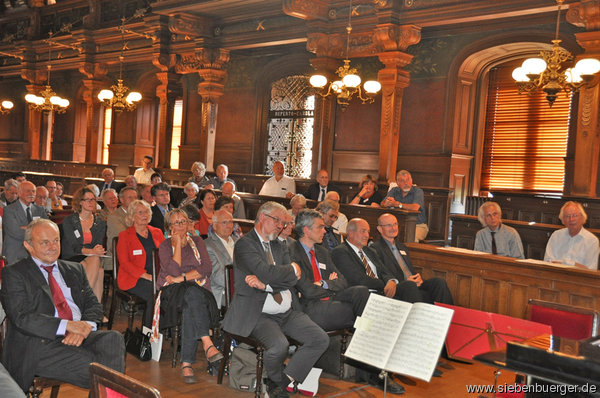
[180, 182, 199, 207]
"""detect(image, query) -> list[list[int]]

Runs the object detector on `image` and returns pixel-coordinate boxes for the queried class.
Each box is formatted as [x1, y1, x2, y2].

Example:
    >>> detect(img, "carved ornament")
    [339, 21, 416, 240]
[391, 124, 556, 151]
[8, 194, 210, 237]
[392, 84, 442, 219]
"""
[174, 48, 230, 74]
[373, 24, 421, 52]
[282, 0, 329, 21]
[307, 31, 377, 58]
[567, 0, 600, 31]
[168, 14, 212, 38]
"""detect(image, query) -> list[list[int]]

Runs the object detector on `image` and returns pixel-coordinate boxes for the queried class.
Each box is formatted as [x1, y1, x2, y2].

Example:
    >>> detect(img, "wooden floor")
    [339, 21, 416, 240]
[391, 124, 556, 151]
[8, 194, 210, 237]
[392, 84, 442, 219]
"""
[40, 310, 517, 397]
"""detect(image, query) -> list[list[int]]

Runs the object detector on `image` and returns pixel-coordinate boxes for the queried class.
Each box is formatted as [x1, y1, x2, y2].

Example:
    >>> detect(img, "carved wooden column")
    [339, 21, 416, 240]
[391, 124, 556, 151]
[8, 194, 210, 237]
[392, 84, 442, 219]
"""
[80, 79, 105, 163]
[567, 1, 600, 196]
[22, 45, 46, 160]
[155, 72, 181, 169]
[374, 24, 421, 182]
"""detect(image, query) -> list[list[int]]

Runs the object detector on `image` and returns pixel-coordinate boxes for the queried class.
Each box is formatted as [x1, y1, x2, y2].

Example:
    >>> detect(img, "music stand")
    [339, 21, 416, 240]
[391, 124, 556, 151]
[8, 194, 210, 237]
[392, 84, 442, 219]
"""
[436, 303, 552, 362]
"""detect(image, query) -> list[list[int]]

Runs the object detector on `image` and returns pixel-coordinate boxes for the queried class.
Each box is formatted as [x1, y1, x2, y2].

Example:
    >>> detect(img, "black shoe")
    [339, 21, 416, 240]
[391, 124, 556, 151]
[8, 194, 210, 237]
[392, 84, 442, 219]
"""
[368, 375, 405, 395]
[265, 378, 290, 398]
[433, 368, 443, 377]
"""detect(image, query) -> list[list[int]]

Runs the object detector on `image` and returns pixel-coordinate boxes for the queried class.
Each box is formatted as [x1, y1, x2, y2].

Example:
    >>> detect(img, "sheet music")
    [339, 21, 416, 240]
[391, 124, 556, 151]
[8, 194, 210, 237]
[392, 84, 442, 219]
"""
[516, 258, 571, 268]
[345, 294, 412, 369]
[437, 246, 487, 255]
[385, 303, 454, 381]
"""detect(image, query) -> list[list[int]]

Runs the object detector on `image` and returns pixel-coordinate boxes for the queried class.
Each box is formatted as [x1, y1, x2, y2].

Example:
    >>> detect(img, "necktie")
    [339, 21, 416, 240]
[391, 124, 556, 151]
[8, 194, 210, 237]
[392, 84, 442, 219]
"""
[309, 249, 321, 283]
[102, 183, 109, 191]
[319, 188, 325, 201]
[491, 231, 498, 255]
[358, 250, 377, 279]
[26, 206, 32, 223]
[41, 265, 73, 320]
[392, 245, 413, 280]
[262, 242, 282, 304]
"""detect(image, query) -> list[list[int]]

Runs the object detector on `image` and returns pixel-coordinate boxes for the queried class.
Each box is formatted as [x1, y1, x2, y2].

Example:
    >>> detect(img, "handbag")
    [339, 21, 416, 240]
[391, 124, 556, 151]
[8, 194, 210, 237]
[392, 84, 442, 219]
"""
[123, 327, 152, 361]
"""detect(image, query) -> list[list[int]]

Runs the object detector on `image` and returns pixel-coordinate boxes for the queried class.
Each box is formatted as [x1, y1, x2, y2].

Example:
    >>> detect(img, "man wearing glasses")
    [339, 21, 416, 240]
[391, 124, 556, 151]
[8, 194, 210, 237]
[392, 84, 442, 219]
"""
[222, 201, 328, 398]
[149, 182, 173, 232]
[544, 201, 599, 270]
[133, 155, 155, 185]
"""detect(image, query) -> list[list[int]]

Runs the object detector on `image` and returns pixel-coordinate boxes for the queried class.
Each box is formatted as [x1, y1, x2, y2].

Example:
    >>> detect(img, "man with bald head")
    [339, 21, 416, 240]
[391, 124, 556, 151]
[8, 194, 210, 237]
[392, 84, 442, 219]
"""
[3, 181, 48, 265]
[304, 169, 340, 201]
[221, 181, 246, 219]
[97, 168, 125, 193]
[324, 191, 348, 234]
[259, 160, 296, 198]
[34, 186, 51, 214]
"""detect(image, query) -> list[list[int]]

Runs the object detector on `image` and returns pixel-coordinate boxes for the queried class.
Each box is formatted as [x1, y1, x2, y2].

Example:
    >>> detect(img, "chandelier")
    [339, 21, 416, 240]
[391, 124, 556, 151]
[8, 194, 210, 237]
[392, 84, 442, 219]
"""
[97, 19, 142, 112]
[25, 46, 70, 113]
[0, 100, 13, 115]
[512, 0, 600, 107]
[309, 0, 381, 109]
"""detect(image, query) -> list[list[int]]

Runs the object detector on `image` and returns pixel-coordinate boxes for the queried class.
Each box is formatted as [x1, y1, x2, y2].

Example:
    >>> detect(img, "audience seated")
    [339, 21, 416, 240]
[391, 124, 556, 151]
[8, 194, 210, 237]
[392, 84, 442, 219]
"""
[99, 189, 119, 221]
[157, 209, 221, 384]
[134, 155, 155, 185]
[474, 202, 524, 258]
[259, 160, 296, 198]
[116, 200, 165, 327]
[106, 187, 139, 271]
[194, 189, 216, 236]
[544, 201, 599, 270]
[189, 161, 212, 188]
[180, 182, 199, 208]
[324, 191, 348, 234]
[210, 164, 235, 190]
[3, 181, 48, 265]
[0, 179, 19, 208]
[46, 180, 65, 210]
[150, 173, 162, 185]
[12, 172, 26, 183]
[304, 169, 340, 201]
[222, 201, 329, 398]
[372, 213, 453, 305]
[315, 200, 343, 252]
[221, 181, 245, 219]
[276, 212, 295, 248]
[140, 184, 154, 206]
[124, 175, 137, 189]
[1, 219, 124, 393]
[180, 204, 202, 236]
[213, 196, 243, 239]
[349, 175, 382, 207]
[35, 186, 51, 215]
[97, 168, 125, 193]
[55, 182, 68, 207]
[61, 187, 106, 304]
[205, 209, 239, 309]
[288, 194, 306, 222]
[149, 183, 173, 233]
[382, 170, 428, 242]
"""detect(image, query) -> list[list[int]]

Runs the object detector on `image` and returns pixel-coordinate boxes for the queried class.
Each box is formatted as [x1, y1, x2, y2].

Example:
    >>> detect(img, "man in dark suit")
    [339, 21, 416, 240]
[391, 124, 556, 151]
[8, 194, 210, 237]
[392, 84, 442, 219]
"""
[372, 213, 453, 305]
[0, 219, 124, 392]
[331, 218, 421, 303]
[304, 169, 341, 201]
[149, 182, 173, 232]
[97, 168, 125, 194]
[2, 181, 48, 265]
[222, 202, 328, 398]
[315, 199, 343, 252]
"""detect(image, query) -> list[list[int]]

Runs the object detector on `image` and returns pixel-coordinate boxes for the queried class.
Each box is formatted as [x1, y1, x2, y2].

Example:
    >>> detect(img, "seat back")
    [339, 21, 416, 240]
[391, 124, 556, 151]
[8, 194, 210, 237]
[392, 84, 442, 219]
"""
[89, 362, 161, 398]
[527, 299, 599, 340]
[223, 264, 234, 313]
[112, 236, 119, 282]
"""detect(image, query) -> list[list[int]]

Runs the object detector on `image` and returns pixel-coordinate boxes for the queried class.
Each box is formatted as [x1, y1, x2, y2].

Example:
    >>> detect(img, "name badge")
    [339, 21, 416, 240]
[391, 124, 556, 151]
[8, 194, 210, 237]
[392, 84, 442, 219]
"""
[319, 262, 327, 270]
[133, 249, 143, 256]
[74, 230, 81, 238]
[399, 250, 407, 256]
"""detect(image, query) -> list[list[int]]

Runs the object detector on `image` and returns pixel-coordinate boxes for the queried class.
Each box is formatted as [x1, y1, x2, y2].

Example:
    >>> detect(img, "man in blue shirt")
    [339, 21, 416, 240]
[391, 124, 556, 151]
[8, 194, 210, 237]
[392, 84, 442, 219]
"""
[382, 170, 428, 241]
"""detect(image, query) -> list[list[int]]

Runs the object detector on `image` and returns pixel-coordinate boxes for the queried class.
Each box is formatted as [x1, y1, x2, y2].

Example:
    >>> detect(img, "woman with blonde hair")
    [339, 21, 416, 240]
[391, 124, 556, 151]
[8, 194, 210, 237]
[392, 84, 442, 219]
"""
[349, 174, 382, 207]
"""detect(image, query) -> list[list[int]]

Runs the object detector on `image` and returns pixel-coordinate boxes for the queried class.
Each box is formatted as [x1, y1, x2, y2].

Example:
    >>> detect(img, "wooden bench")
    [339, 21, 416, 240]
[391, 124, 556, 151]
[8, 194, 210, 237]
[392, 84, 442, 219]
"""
[0, 158, 116, 179]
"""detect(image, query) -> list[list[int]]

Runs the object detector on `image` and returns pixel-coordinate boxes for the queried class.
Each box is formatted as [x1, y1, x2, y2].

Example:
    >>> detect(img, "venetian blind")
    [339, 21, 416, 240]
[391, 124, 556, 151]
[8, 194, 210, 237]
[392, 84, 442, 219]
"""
[481, 65, 572, 193]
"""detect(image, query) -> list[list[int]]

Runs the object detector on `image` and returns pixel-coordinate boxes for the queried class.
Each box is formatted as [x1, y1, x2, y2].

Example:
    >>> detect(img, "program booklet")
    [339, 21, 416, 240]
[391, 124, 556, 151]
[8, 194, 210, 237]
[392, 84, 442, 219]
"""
[344, 294, 454, 382]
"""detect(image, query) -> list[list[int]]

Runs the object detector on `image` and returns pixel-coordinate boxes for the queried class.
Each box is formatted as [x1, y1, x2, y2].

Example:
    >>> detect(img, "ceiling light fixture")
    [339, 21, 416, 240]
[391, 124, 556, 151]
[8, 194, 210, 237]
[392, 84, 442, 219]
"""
[0, 100, 14, 115]
[25, 44, 70, 113]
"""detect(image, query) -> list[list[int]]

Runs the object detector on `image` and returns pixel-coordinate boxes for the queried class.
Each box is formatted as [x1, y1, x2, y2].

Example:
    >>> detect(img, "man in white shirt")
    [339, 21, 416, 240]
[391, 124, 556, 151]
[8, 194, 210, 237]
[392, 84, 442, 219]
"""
[259, 161, 296, 198]
[544, 201, 599, 270]
[205, 209, 238, 309]
[324, 191, 348, 234]
[133, 155, 155, 185]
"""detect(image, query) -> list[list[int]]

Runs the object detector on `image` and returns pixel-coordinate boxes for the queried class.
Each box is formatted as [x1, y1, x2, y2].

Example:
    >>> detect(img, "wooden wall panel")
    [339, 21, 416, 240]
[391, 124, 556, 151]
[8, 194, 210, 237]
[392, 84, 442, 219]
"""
[331, 151, 379, 182]
[333, 99, 380, 152]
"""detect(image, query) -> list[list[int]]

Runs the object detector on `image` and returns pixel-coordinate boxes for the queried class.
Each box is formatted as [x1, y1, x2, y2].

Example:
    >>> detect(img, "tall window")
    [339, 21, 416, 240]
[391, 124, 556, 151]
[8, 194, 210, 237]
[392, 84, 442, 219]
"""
[170, 99, 183, 169]
[101, 108, 112, 164]
[481, 64, 572, 193]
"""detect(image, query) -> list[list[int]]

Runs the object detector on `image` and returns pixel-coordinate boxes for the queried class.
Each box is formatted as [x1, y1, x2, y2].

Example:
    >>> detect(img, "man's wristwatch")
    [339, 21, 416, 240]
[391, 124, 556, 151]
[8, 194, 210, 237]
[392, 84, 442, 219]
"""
[182, 273, 187, 282]
[398, 203, 403, 209]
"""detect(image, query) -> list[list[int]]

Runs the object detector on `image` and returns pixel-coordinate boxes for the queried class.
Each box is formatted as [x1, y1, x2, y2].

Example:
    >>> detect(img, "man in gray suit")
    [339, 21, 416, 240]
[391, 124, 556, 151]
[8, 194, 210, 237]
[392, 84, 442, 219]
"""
[3, 181, 48, 265]
[205, 209, 238, 309]
[222, 201, 328, 398]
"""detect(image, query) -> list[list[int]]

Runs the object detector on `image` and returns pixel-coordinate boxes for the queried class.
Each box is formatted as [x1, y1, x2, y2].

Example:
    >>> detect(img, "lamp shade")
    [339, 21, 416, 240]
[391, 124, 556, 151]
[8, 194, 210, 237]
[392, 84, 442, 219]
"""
[1, 100, 14, 109]
[512, 67, 530, 82]
[574, 58, 600, 76]
[98, 89, 114, 101]
[522, 58, 547, 75]
[25, 94, 38, 103]
[309, 74, 328, 88]
[564, 68, 583, 83]
[364, 80, 382, 94]
[49, 96, 62, 105]
[126, 91, 142, 104]
[342, 73, 361, 88]
[59, 98, 70, 108]
[331, 80, 343, 93]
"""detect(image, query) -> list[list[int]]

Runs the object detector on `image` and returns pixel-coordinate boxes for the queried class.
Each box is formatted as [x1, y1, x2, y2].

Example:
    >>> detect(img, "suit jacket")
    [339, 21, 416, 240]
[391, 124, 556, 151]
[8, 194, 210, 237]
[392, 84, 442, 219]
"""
[331, 241, 394, 292]
[222, 229, 300, 337]
[116, 226, 165, 291]
[304, 183, 341, 201]
[2, 201, 48, 265]
[371, 238, 416, 282]
[0, 257, 102, 390]
[289, 240, 348, 307]
[204, 230, 239, 309]
[60, 213, 106, 260]
[106, 207, 127, 246]
[149, 204, 172, 232]
[96, 181, 126, 194]
[232, 194, 246, 219]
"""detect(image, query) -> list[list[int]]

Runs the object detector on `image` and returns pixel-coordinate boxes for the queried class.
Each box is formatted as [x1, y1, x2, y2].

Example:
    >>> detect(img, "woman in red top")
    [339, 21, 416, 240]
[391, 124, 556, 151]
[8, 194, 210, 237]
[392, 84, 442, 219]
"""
[117, 199, 165, 327]
[194, 189, 216, 236]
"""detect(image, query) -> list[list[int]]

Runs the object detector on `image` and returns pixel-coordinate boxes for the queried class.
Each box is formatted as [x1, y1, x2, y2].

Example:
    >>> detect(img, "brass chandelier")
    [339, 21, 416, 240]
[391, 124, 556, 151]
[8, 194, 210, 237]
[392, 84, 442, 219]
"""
[512, 0, 600, 107]
[97, 19, 142, 112]
[25, 46, 70, 114]
[0, 100, 14, 115]
[309, 0, 381, 109]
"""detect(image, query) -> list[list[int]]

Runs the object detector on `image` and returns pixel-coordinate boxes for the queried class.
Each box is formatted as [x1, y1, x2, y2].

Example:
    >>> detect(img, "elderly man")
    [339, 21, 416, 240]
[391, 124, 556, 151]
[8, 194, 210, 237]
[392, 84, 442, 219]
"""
[288, 194, 306, 222]
[210, 164, 236, 190]
[259, 161, 296, 198]
[3, 181, 48, 265]
[124, 175, 137, 188]
[149, 182, 173, 232]
[315, 199, 343, 251]
[331, 218, 421, 303]
[221, 181, 246, 219]
[0, 219, 124, 392]
[98, 189, 119, 221]
[544, 201, 599, 270]
[324, 191, 348, 234]
[222, 202, 328, 398]
[97, 168, 125, 193]
[45, 180, 65, 210]
[190, 161, 212, 188]
[382, 170, 428, 242]
[34, 186, 51, 216]
[133, 155, 155, 185]
[304, 169, 340, 201]
[276, 212, 295, 247]
[372, 213, 453, 305]
[474, 202, 524, 258]
[205, 209, 239, 309]
[105, 187, 139, 271]
[0, 179, 19, 208]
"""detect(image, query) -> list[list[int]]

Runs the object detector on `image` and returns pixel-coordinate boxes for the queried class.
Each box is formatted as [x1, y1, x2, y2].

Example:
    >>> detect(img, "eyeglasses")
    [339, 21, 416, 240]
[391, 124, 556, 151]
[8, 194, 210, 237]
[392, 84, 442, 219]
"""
[81, 198, 97, 202]
[265, 213, 289, 228]
[379, 222, 398, 228]
[171, 220, 188, 227]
